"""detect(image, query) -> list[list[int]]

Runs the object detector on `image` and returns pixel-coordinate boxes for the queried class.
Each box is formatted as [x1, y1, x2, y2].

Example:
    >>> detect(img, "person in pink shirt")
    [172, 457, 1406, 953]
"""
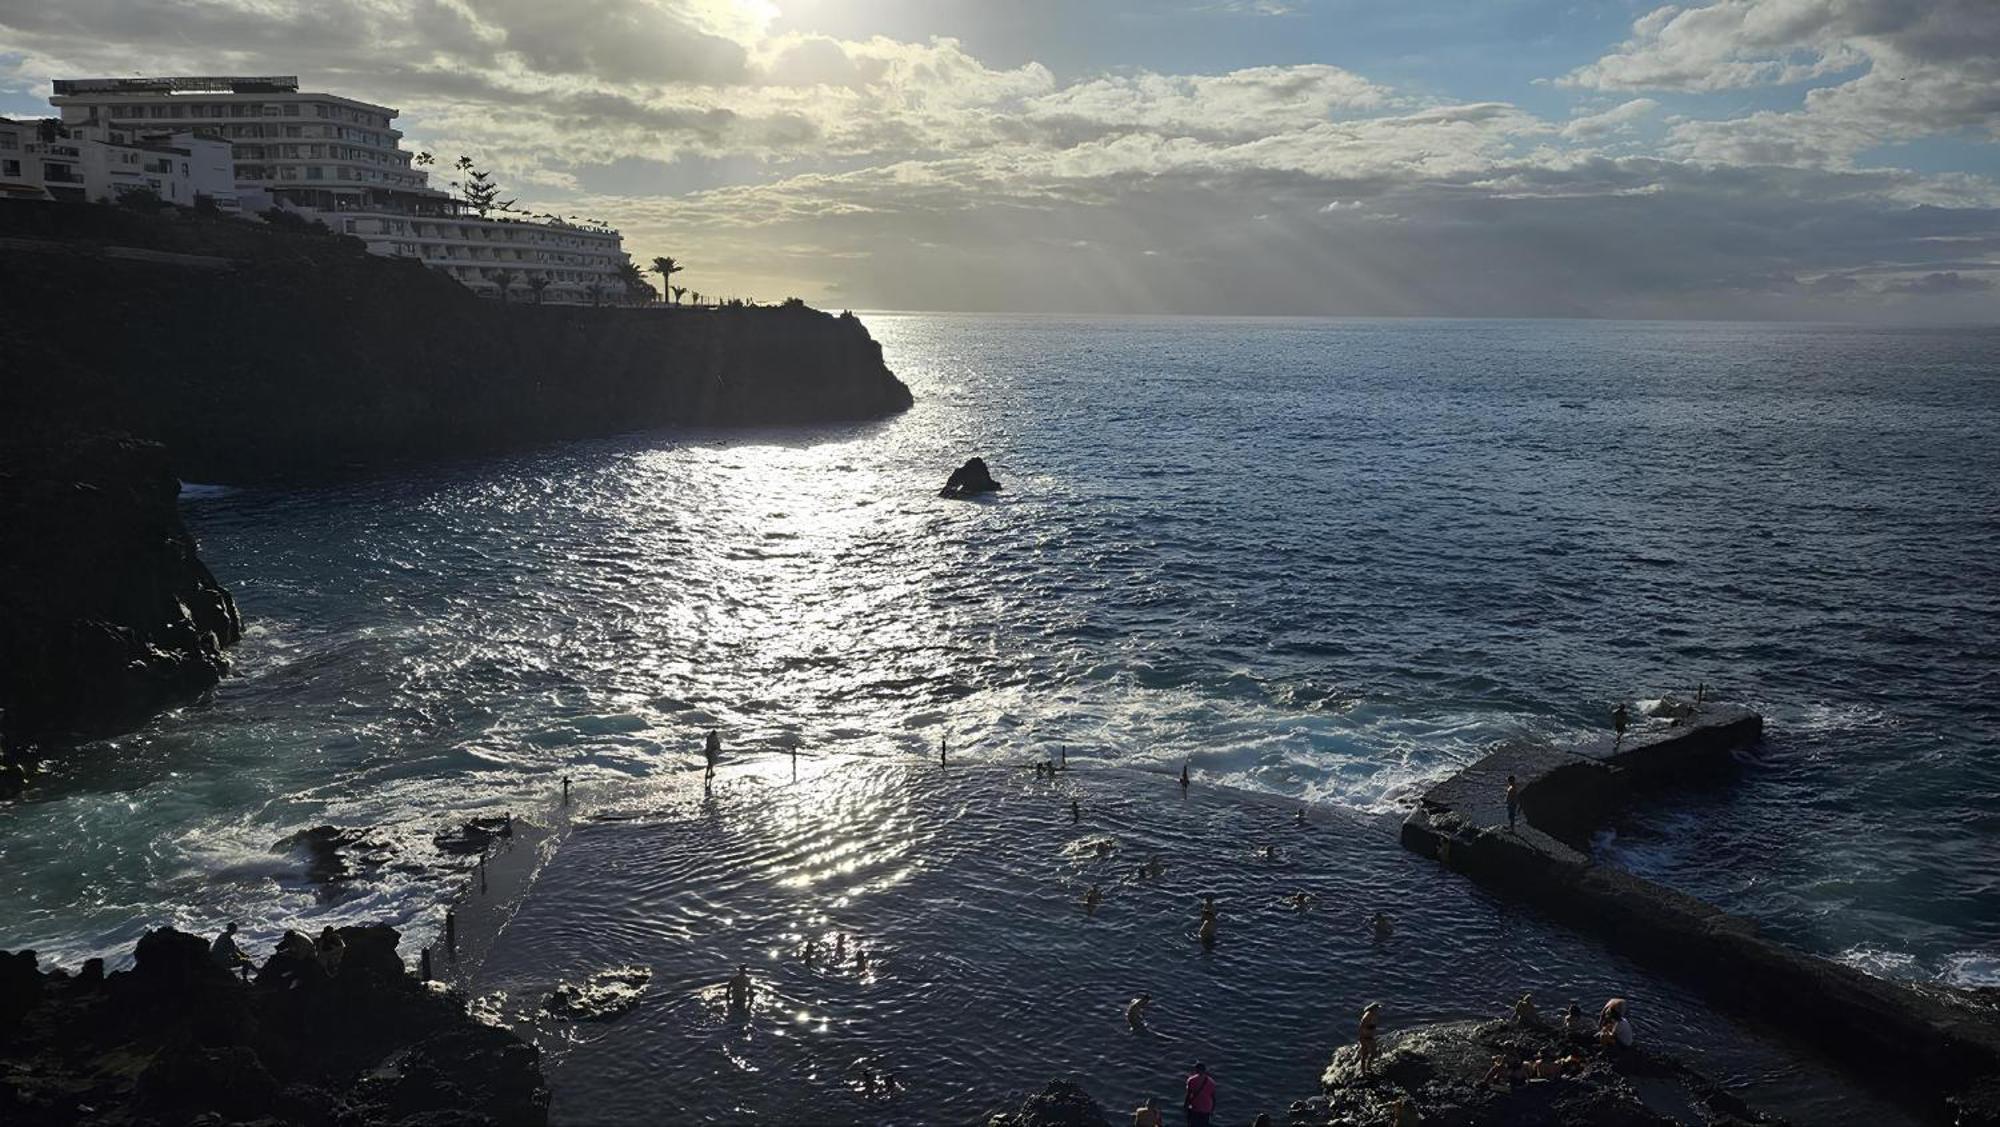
[1182, 1061, 1216, 1127]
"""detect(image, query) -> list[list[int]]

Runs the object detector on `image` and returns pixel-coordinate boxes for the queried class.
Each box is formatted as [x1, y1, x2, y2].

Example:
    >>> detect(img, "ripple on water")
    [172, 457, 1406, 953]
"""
[472, 760, 1917, 1126]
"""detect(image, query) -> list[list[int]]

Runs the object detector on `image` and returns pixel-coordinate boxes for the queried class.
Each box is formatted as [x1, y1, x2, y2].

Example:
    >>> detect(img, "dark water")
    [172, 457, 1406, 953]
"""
[473, 759, 1914, 1125]
[2, 315, 1995, 1001]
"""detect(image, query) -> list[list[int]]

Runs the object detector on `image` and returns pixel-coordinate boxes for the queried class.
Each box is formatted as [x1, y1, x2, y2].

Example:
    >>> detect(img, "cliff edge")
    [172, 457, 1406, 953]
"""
[0, 432, 241, 760]
[0, 201, 914, 483]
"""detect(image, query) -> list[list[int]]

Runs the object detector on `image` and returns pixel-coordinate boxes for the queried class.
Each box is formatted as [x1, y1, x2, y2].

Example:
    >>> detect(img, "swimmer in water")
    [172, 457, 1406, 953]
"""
[1262, 844, 1279, 861]
[1179, 762, 1190, 789]
[1085, 885, 1103, 916]
[1197, 915, 1216, 947]
[1145, 855, 1166, 879]
[1126, 993, 1152, 1031]
[1287, 891, 1313, 912]
[835, 933, 847, 962]
[727, 964, 754, 1010]
[1095, 840, 1113, 859]
[1294, 808, 1306, 826]
[1071, 797, 1080, 823]
[801, 938, 816, 967]
[1371, 911, 1393, 939]
[854, 947, 869, 973]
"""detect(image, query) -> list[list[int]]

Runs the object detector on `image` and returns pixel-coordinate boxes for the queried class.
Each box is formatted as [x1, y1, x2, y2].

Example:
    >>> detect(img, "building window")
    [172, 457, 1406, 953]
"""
[0, 134, 14, 150]
[306, 166, 323, 180]
[1, 160, 17, 177]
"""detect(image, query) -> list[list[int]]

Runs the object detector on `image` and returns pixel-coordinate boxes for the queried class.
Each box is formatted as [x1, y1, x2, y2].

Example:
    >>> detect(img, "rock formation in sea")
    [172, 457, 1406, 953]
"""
[940, 456, 1003, 498]
[0, 200, 915, 484]
[0, 431, 241, 765]
[0, 924, 549, 1126]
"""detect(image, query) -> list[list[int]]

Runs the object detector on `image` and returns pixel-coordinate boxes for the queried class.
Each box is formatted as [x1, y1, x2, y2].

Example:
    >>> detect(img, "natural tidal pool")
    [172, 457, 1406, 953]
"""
[470, 756, 1913, 1125]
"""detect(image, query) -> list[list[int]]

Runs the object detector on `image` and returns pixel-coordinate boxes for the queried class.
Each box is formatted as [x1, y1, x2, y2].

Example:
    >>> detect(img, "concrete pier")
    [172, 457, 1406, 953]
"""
[1402, 700, 2000, 1124]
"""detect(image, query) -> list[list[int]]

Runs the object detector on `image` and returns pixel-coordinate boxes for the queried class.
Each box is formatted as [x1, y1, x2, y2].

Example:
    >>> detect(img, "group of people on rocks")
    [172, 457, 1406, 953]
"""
[208, 921, 349, 980]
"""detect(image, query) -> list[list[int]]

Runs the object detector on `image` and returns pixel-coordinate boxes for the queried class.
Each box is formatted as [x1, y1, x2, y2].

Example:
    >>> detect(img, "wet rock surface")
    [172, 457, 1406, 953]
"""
[985, 1079, 1112, 1127]
[277, 824, 404, 890]
[434, 815, 515, 856]
[940, 456, 1003, 498]
[0, 431, 241, 767]
[0, 925, 548, 1126]
[543, 966, 652, 1022]
[1302, 1018, 1782, 1126]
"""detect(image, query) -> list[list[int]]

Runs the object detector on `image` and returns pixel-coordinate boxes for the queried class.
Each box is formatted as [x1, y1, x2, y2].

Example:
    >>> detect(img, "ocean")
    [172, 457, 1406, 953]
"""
[2, 315, 1996, 1115]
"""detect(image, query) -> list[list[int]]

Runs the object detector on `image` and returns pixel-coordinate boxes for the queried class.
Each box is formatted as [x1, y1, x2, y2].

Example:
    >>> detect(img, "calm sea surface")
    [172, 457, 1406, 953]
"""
[3, 314, 1997, 1000]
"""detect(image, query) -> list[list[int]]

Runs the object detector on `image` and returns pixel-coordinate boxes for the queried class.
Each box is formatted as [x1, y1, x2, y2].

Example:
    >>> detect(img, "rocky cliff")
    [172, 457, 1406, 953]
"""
[0, 201, 913, 483]
[0, 432, 241, 761]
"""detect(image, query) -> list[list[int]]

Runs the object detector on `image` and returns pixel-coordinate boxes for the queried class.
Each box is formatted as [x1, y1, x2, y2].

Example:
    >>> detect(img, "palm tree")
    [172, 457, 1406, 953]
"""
[617, 261, 650, 305]
[651, 256, 684, 302]
[689, 291, 702, 307]
[526, 274, 549, 304]
[491, 268, 516, 304]
[671, 285, 687, 305]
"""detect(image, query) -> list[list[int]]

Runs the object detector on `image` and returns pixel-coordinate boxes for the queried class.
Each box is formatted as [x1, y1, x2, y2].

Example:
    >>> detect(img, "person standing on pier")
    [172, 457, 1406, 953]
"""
[704, 729, 722, 783]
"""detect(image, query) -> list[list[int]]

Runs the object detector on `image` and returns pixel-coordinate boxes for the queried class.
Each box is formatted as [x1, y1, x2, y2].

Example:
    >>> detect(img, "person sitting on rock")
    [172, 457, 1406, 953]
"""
[1480, 1054, 1509, 1089]
[1531, 1049, 1565, 1079]
[1513, 992, 1540, 1025]
[1598, 998, 1634, 1048]
[1132, 1096, 1165, 1127]
[210, 922, 253, 979]
[1391, 1098, 1419, 1127]
[1563, 1001, 1585, 1036]
[1357, 1003, 1382, 1074]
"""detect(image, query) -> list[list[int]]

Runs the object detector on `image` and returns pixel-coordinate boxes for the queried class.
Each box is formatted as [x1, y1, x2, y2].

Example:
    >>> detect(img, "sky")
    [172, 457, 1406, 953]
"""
[3, 0, 1998, 320]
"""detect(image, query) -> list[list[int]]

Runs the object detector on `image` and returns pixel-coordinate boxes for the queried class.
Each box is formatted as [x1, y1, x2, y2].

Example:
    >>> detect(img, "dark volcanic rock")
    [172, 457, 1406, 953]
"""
[985, 1079, 1112, 1127]
[543, 965, 652, 1022]
[434, 814, 515, 856]
[1306, 1018, 1783, 1127]
[0, 925, 549, 1127]
[0, 201, 914, 484]
[940, 456, 1003, 498]
[0, 431, 241, 763]
[276, 824, 402, 890]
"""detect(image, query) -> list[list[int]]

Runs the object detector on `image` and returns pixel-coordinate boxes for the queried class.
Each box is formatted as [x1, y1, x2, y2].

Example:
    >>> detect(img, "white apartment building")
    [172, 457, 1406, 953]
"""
[0, 119, 38, 199]
[0, 117, 237, 207]
[49, 75, 630, 303]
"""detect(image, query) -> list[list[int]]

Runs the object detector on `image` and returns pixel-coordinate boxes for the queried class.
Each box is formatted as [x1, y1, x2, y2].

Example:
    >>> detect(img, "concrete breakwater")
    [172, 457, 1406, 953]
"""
[1401, 702, 2000, 1123]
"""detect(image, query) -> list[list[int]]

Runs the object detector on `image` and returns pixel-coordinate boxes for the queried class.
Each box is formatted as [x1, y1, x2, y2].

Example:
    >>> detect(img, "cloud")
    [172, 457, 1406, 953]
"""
[1562, 1, 2000, 167]
[1562, 98, 1660, 141]
[1, 0, 1994, 318]
[1881, 270, 1993, 295]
